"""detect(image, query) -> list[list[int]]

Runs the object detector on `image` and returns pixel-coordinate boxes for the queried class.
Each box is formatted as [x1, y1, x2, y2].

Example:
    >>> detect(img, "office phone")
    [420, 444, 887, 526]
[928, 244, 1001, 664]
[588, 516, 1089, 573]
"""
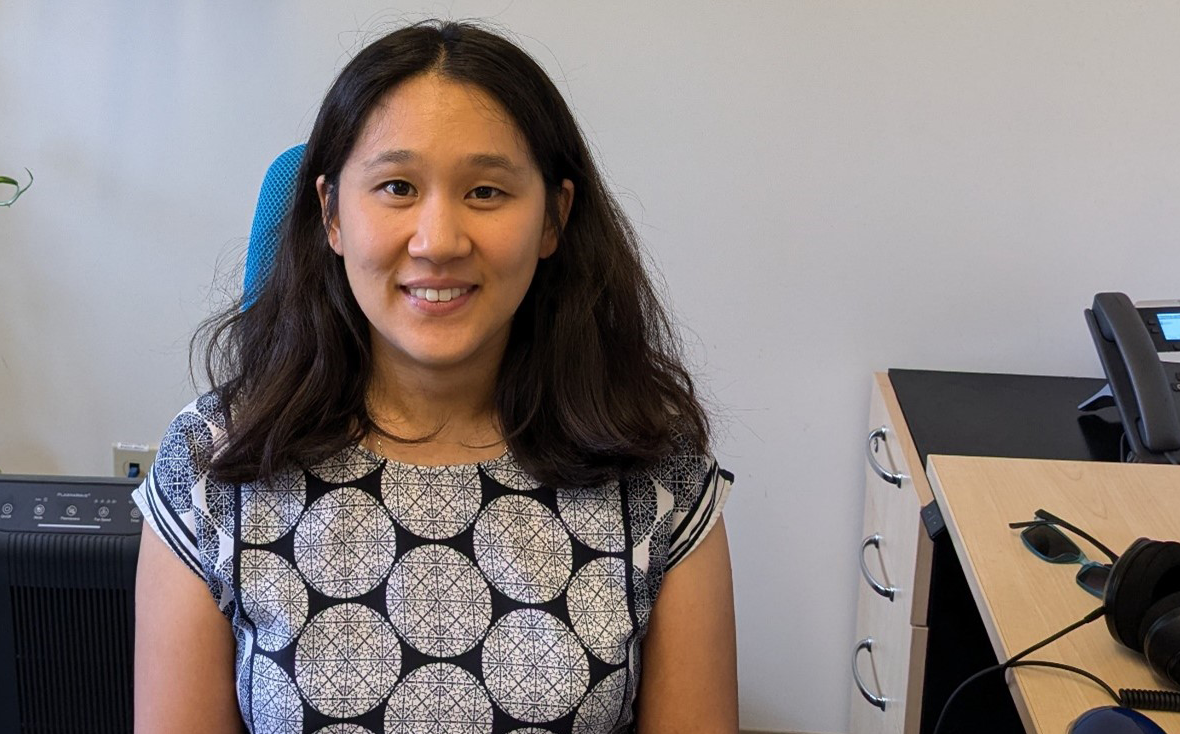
[1080, 292, 1180, 465]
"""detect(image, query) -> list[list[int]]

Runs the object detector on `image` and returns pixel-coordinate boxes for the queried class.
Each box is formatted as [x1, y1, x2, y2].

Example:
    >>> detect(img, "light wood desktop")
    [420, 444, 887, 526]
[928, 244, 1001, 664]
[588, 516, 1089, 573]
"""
[926, 455, 1180, 733]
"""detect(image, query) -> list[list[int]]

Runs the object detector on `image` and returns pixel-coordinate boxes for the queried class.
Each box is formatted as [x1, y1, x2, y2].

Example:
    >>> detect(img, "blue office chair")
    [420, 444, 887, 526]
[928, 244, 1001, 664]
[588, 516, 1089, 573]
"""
[244, 144, 305, 306]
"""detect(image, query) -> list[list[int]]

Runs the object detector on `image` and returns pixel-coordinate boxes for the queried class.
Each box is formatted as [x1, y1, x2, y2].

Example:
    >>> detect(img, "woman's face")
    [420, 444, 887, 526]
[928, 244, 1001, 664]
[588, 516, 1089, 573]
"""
[318, 73, 572, 381]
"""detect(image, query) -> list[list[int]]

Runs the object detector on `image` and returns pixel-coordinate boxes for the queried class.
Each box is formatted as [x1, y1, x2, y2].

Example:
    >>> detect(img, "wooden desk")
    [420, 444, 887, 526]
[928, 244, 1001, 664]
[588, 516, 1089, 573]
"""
[927, 455, 1180, 733]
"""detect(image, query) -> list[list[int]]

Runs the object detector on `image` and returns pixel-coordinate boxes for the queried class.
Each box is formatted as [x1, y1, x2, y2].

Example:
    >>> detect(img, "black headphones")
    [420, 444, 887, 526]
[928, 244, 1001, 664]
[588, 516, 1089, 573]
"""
[1104, 538, 1180, 687]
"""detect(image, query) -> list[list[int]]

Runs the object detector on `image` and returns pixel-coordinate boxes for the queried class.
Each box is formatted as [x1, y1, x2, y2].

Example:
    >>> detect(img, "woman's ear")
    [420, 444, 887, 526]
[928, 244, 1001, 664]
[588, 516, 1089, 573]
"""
[541, 179, 575, 258]
[316, 174, 342, 255]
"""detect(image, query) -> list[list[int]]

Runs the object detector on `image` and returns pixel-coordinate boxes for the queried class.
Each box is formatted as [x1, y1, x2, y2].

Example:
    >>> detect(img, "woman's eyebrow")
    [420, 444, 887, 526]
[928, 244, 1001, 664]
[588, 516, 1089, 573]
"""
[360, 150, 524, 176]
[362, 149, 417, 171]
[464, 152, 525, 175]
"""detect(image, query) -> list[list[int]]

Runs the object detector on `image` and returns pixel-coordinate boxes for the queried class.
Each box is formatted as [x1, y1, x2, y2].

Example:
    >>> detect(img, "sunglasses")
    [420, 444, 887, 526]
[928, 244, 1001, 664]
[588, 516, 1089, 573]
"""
[1008, 509, 1119, 599]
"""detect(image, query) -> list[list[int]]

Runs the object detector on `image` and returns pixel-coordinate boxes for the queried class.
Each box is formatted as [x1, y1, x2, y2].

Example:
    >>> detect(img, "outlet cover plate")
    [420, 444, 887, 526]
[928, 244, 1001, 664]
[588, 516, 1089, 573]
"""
[112, 442, 158, 479]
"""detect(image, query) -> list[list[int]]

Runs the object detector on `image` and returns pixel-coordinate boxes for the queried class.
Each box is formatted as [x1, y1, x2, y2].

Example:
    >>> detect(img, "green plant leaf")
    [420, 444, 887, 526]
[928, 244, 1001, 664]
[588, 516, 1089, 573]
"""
[0, 168, 33, 207]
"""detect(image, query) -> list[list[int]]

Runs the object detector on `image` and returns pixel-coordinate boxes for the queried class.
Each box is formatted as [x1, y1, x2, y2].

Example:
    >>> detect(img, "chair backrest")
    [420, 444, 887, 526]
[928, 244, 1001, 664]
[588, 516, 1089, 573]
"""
[243, 144, 306, 306]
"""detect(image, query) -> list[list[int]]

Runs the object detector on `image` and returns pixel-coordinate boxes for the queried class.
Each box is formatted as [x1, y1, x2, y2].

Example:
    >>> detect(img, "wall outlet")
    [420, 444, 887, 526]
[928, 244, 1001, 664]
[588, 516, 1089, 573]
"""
[112, 442, 158, 479]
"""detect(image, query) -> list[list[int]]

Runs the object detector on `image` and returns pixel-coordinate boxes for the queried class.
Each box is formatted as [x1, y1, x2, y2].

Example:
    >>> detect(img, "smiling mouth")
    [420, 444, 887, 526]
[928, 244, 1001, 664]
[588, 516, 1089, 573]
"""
[406, 286, 473, 303]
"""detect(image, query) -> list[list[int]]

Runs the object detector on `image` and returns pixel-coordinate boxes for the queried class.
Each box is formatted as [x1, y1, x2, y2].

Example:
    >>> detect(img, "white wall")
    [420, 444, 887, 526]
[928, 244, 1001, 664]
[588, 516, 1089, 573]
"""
[2, 2, 1178, 732]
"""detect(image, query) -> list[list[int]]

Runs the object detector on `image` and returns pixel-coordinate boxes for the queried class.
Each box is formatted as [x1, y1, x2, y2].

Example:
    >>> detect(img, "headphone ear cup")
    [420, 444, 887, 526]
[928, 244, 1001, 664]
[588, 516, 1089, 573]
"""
[1105, 538, 1165, 651]
[1142, 593, 1180, 686]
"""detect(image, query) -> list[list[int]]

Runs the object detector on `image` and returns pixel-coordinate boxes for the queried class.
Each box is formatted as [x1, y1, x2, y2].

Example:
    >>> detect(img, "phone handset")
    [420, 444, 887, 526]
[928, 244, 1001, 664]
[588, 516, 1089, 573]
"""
[1082, 292, 1180, 464]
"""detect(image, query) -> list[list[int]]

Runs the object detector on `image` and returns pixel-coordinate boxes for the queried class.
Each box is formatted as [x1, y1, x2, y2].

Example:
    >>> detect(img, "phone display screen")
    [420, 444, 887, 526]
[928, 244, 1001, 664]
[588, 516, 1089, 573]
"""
[1160, 312, 1180, 341]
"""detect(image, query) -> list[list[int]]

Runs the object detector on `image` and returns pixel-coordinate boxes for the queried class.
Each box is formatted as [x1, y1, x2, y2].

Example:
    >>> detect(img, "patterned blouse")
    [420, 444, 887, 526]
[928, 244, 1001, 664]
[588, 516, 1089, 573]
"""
[133, 393, 733, 734]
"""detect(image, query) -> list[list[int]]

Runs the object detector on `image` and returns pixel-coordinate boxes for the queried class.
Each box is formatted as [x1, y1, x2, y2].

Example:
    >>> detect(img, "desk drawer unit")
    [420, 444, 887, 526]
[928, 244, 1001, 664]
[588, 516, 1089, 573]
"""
[850, 374, 934, 734]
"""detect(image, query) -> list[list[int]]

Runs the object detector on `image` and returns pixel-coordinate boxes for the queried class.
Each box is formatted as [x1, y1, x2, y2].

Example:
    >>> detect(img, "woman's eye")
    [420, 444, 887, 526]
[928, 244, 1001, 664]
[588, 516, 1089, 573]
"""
[383, 180, 416, 197]
[468, 186, 504, 200]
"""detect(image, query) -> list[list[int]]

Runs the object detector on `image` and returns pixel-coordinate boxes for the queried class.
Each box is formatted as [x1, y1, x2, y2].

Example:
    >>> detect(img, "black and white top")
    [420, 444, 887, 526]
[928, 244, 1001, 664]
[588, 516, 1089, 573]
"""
[133, 393, 733, 734]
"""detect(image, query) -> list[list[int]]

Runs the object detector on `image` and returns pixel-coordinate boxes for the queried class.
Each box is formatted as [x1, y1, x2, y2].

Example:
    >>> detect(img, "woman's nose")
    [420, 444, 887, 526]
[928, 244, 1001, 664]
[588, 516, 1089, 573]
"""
[407, 195, 471, 262]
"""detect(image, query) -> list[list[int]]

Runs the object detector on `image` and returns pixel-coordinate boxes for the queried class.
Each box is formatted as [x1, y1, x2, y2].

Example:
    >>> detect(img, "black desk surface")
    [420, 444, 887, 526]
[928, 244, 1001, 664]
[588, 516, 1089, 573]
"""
[887, 369, 1123, 468]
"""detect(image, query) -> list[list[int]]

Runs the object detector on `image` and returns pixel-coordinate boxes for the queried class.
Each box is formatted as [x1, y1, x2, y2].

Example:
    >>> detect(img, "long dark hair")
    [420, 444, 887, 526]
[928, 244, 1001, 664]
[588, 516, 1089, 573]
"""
[197, 20, 709, 487]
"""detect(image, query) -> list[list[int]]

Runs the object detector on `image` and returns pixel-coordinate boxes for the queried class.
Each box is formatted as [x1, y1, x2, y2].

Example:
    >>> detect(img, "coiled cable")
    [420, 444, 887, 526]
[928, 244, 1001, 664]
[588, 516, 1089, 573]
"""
[1120, 688, 1180, 712]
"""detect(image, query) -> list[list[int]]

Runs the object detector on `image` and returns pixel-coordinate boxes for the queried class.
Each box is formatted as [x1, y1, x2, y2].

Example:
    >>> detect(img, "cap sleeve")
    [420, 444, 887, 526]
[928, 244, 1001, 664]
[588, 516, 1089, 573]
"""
[131, 392, 236, 614]
[664, 456, 733, 570]
[643, 432, 734, 573]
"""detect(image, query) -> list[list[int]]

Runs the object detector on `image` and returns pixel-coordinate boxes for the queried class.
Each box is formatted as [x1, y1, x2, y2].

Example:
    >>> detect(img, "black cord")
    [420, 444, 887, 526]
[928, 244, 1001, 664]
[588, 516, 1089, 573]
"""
[1120, 688, 1180, 712]
[931, 607, 1105, 734]
[931, 662, 1005, 734]
[1004, 662, 1180, 713]
[1005, 607, 1107, 666]
[931, 606, 1180, 731]
[1012, 664, 1180, 713]
[1007, 660, 1120, 704]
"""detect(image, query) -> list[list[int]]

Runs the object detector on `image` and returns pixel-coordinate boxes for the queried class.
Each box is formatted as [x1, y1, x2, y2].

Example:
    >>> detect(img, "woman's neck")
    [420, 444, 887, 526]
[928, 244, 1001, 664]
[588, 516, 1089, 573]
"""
[365, 350, 503, 464]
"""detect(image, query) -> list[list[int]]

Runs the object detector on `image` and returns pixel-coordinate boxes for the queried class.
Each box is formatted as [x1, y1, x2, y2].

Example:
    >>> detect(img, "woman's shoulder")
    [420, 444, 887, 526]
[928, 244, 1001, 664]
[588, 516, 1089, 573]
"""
[631, 425, 734, 571]
[163, 391, 229, 434]
[134, 391, 238, 614]
[637, 424, 727, 495]
[152, 391, 230, 490]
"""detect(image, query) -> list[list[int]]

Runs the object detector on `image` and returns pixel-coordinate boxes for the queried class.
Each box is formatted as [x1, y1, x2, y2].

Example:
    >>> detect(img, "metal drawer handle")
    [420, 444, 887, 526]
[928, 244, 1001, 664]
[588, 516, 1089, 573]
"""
[853, 638, 887, 711]
[860, 534, 896, 601]
[867, 426, 906, 487]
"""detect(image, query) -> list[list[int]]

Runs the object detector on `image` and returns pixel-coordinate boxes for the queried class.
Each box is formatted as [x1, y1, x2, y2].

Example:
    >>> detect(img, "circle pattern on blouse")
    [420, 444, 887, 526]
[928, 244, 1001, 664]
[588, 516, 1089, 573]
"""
[387, 544, 492, 657]
[294, 487, 396, 598]
[242, 468, 307, 545]
[384, 663, 493, 734]
[481, 609, 589, 723]
[572, 668, 628, 734]
[482, 453, 542, 491]
[309, 444, 382, 484]
[473, 496, 572, 604]
[241, 550, 309, 651]
[252, 654, 303, 734]
[566, 558, 630, 664]
[295, 604, 401, 718]
[382, 462, 482, 540]
[556, 484, 624, 553]
[215, 435, 709, 732]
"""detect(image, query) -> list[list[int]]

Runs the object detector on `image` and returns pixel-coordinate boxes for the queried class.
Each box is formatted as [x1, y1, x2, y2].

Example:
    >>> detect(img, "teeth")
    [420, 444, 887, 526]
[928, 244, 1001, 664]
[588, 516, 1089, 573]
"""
[409, 287, 469, 303]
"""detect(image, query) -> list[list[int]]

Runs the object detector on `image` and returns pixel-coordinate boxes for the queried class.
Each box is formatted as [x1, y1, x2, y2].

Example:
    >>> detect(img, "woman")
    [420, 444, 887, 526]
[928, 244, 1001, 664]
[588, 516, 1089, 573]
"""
[134, 20, 736, 734]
